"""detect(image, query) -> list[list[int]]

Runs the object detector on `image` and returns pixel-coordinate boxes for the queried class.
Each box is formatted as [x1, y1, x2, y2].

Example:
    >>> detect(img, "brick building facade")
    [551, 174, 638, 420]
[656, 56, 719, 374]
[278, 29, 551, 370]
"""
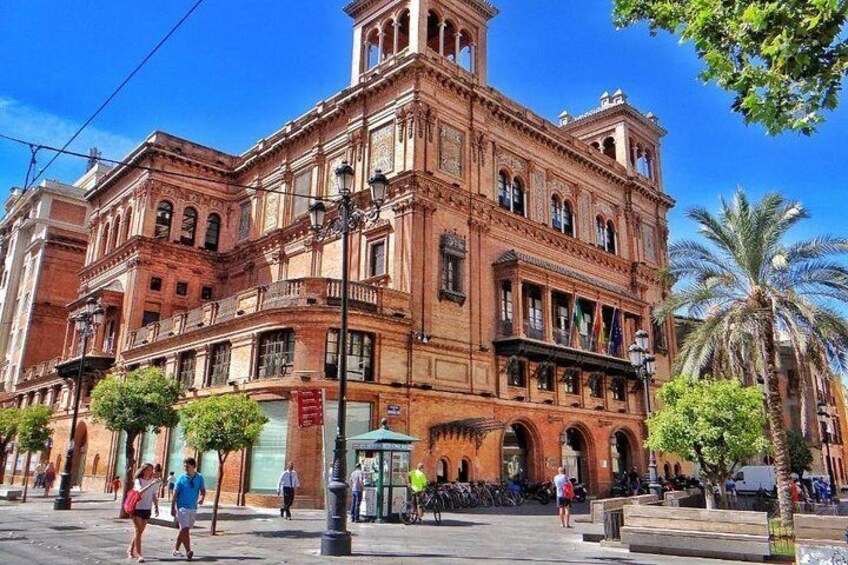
[5, 0, 689, 505]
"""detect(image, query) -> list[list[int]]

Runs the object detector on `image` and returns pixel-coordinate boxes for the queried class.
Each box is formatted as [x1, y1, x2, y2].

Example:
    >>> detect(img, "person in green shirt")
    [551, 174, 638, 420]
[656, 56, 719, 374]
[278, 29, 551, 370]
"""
[408, 463, 427, 522]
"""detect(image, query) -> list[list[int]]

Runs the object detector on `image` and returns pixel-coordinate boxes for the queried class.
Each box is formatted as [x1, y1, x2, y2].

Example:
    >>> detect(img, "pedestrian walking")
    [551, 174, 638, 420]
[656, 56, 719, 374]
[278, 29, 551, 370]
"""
[153, 463, 163, 497]
[628, 467, 640, 496]
[349, 463, 364, 523]
[166, 471, 176, 501]
[724, 477, 737, 500]
[171, 457, 205, 561]
[126, 462, 161, 563]
[277, 462, 300, 520]
[42, 462, 56, 497]
[112, 476, 122, 501]
[553, 467, 574, 528]
[33, 463, 45, 488]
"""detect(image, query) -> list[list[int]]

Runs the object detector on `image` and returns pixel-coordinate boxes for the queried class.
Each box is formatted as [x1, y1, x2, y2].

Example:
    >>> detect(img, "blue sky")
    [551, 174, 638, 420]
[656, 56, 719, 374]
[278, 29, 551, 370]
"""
[0, 0, 845, 244]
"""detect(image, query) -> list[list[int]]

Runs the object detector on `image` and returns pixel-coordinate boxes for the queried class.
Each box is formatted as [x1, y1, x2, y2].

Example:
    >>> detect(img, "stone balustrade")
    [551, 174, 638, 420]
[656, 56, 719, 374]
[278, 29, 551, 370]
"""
[126, 277, 409, 349]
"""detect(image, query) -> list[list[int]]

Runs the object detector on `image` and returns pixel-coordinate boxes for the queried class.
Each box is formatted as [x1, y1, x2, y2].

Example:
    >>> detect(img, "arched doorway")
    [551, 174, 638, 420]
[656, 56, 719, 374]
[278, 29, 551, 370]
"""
[458, 459, 471, 483]
[436, 458, 449, 483]
[71, 422, 88, 488]
[561, 427, 590, 488]
[502, 423, 533, 482]
[610, 430, 632, 476]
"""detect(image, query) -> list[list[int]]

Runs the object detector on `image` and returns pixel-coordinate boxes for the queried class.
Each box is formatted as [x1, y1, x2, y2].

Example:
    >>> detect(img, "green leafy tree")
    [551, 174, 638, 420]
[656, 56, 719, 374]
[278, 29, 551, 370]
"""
[0, 407, 20, 484]
[612, 0, 848, 135]
[647, 376, 769, 509]
[180, 395, 268, 535]
[90, 367, 181, 516]
[787, 430, 814, 480]
[16, 406, 52, 502]
[657, 188, 848, 527]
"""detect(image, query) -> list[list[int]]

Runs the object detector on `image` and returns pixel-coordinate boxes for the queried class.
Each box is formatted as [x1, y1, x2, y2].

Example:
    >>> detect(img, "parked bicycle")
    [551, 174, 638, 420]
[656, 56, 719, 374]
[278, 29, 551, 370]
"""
[400, 483, 442, 525]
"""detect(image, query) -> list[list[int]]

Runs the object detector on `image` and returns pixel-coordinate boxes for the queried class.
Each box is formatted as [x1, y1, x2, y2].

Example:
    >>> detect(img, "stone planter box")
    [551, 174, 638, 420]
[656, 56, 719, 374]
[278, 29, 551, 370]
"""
[621, 505, 769, 562]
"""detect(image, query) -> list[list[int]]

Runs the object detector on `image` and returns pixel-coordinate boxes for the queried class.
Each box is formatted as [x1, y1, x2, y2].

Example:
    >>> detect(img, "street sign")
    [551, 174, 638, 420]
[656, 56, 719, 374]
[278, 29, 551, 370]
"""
[387, 404, 401, 417]
[297, 389, 324, 429]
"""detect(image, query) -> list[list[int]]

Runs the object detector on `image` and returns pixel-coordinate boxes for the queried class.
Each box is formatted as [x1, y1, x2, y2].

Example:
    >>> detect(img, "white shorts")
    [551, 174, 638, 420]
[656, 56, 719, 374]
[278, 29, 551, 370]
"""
[176, 508, 197, 530]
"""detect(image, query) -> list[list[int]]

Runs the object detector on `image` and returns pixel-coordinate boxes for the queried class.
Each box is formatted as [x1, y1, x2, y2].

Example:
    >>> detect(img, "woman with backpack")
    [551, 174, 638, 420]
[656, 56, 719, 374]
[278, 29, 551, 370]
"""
[42, 463, 56, 497]
[125, 462, 161, 563]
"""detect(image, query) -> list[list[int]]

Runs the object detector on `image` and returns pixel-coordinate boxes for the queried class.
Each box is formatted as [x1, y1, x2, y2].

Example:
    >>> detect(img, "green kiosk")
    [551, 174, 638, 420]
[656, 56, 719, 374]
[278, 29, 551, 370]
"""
[349, 419, 419, 522]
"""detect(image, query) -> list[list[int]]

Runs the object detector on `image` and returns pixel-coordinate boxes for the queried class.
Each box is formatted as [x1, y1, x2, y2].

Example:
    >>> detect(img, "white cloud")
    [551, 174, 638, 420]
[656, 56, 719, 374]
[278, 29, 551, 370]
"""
[0, 96, 137, 186]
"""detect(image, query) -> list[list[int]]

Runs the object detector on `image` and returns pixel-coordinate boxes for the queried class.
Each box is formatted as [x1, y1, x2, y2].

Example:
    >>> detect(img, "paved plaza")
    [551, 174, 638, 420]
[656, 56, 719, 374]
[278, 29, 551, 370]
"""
[0, 493, 752, 565]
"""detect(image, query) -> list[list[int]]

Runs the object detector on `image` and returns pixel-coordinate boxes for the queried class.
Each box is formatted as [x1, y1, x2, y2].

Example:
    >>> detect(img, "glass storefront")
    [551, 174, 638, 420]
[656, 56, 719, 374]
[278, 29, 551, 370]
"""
[323, 401, 372, 481]
[200, 450, 219, 491]
[139, 428, 158, 465]
[166, 424, 186, 476]
[114, 431, 127, 477]
[248, 400, 289, 493]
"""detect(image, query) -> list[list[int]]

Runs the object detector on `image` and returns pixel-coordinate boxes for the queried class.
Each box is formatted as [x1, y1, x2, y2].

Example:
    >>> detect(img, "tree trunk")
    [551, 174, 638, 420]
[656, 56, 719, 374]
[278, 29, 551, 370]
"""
[0, 448, 7, 485]
[211, 452, 227, 536]
[119, 431, 138, 519]
[704, 480, 716, 510]
[763, 316, 795, 529]
[717, 479, 728, 509]
[21, 452, 31, 503]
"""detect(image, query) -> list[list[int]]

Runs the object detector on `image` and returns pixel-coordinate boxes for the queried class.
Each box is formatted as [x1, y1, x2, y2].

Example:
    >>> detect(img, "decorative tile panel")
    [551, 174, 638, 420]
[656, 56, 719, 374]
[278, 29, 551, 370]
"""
[496, 150, 527, 175]
[533, 170, 545, 222]
[264, 192, 279, 232]
[579, 193, 592, 242]
[292, 170, 312, 218]
[549, 177, 572, 199]
[369, 123, 394, 174]
[237, 201, 251, 242]
[438, 125, 464, 178]
[326, 154, 345, 196]
[642, 223, 657, 264]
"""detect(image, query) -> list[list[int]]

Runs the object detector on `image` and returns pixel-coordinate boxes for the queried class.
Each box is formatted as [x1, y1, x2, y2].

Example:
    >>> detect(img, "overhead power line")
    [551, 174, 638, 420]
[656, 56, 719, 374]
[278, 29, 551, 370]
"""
[27, 0, 207, 189]
[0, 133, 332, 202]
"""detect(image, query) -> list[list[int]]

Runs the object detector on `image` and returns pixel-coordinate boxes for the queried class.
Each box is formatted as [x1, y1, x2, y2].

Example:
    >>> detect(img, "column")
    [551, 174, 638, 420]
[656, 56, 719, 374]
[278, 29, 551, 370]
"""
[377, 31, 385, 62]
[439, 22, 446, 56]
[543, 286, 553, 343]
[513, 276, 524, 337]
[362, 41, 371, 72]
[454, 32, 461, 62]
[470, 44, 477, 73]
[392, 20, 400, 54]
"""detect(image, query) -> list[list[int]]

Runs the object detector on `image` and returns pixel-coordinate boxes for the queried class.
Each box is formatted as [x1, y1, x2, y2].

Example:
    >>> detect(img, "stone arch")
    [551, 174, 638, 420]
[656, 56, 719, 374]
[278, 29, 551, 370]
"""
[602, 136, 616, 159]
[426, 10, 442, 52]
[396, 9, 411, 52]
[71, 421, 88, 487]
[501, 418, 542, 482]
[436, 456, 450, 483]
[561, 423, 595, 489]
[458, 457, 472, 482]
[123, 207, 133, 241]
[111, 214, 122, 248]
[99, 222, 110, 258]
[609, 427, 639, 477]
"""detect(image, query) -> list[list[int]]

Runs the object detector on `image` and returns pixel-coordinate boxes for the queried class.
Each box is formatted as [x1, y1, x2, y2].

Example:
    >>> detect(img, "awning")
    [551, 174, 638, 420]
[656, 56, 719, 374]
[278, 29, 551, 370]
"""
[429, 418, 505, 451]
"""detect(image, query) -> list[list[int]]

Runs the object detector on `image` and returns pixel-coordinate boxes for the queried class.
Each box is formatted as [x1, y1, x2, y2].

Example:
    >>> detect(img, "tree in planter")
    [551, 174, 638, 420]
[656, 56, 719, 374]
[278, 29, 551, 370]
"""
[0, 406, 20, 484]
[16, 406, 52, 503]
[612, 0, 848, 135]
[646, 375, 769, 510]
[788, 430, 813, 482]
[90, 367, 181, 516]
[179, 395, 268, 535]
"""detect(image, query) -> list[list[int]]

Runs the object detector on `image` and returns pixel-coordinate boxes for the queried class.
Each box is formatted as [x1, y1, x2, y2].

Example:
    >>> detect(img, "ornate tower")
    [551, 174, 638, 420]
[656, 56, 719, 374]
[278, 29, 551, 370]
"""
[344, 0, 499, 86]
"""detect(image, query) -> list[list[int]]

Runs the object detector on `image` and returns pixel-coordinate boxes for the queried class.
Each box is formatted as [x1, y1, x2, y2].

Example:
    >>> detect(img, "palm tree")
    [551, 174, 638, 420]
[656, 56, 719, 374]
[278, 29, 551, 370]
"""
[657, 189, 848, 528]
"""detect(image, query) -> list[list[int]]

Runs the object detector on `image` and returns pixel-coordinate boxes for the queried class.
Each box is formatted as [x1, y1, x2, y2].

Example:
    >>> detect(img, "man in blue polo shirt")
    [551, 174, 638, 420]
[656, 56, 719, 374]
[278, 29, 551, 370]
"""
[171, 457, 205, 561]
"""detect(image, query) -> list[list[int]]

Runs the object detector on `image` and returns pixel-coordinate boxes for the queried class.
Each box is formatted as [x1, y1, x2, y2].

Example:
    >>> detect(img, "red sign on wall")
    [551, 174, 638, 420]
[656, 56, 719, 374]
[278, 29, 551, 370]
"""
[297, 389, 324, 429]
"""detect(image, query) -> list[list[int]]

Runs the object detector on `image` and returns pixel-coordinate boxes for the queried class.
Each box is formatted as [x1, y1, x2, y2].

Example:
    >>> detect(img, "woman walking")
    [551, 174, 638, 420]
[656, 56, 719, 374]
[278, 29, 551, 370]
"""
[42, 462, 56, 497]
[127, 462, 161, 563]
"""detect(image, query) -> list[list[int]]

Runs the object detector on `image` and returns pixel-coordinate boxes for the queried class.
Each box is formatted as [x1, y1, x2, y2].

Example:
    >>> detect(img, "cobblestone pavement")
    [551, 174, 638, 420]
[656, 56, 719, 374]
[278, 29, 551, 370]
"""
[0, 493, 749, 565]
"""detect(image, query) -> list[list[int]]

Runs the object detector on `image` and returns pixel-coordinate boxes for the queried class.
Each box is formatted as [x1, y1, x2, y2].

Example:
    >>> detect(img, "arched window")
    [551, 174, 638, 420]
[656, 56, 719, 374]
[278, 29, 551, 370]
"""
[365, 29, 380, 70]
[443, 20, 457, 60]
[551, 196, 563, 231]
[562, 201, 574, 237]
[595, 216, 605, 249]
[437, 458, 449, 483]
[602, 137, 616, 159]
[458, 29, 473, 71]
[154, 201, 173, 240]
[99, 223, 110, 258]
[591, 141, 600, 151]
[606, 220, 617, 254]
[426, 11, 441, 52]
[511, 178, 525, 217]
[498, 171, 510, 209]
[498, 171, 525, 216]
[111, 216, 121, 249]
[205, 213, 221, 252]
[123, 208, 133, 241]
[673, 463, 681, 476]
[397, 10, 411, 52]
[180, 207, 198, 246]
[663, 462, 671, 479]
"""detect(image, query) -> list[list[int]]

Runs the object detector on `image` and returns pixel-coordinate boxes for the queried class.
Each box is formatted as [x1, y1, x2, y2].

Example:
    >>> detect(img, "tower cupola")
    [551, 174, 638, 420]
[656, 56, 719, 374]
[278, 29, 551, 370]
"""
[344, 0, 498, 86]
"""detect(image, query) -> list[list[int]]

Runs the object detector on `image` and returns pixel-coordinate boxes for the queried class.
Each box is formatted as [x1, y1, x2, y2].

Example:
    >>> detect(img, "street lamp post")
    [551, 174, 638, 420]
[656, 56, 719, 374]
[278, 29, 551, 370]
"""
[629, 329, 662, 498]
[817, 401, 837, 499]
[55, 296, 103, 510]
[311, 162, 387, 557]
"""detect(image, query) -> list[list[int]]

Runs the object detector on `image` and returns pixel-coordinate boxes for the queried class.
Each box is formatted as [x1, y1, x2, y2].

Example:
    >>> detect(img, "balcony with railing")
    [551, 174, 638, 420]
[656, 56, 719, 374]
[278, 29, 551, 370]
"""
[126, 277, 410, 350]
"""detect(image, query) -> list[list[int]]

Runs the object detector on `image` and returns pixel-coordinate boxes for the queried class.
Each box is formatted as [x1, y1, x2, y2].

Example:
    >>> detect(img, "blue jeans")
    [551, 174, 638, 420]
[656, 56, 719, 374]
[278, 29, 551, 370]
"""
[350, 490, 363, 522]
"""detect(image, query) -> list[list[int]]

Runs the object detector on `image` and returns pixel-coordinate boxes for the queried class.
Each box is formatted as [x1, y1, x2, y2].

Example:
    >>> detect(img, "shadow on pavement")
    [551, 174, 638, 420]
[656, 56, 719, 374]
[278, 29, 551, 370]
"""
[254, 529, 325, 539]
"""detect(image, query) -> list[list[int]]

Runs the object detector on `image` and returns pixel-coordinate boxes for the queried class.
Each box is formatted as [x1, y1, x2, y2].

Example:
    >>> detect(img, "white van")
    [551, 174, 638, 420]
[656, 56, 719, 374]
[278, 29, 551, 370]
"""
[733, 466, 776, 494]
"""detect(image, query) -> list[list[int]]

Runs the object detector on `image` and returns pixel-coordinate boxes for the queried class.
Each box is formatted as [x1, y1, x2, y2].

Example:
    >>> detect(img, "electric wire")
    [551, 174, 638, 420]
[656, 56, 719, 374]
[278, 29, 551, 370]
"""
[0, 133, 332, 202]
[27, 0, 207, 189]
